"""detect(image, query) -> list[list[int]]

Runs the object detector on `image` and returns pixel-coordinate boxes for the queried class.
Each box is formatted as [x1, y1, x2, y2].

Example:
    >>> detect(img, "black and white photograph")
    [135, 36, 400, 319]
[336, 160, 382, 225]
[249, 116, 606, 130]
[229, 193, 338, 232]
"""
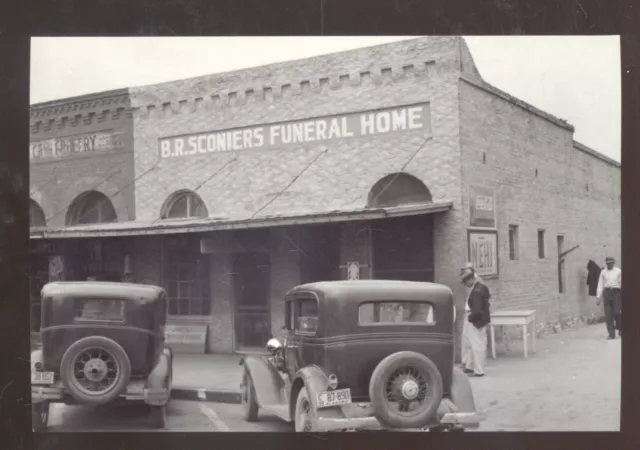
[27, 35, 621, 434]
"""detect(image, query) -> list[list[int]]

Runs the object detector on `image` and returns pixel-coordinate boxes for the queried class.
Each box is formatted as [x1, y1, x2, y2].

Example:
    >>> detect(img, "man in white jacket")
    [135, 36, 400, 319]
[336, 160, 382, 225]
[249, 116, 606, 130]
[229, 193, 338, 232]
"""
[597, 256, 622, 339]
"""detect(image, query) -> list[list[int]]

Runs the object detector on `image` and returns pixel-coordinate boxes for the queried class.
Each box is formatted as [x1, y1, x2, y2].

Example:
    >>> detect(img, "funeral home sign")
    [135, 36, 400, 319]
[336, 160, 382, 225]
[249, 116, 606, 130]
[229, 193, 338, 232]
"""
[158, 103, 431, 159]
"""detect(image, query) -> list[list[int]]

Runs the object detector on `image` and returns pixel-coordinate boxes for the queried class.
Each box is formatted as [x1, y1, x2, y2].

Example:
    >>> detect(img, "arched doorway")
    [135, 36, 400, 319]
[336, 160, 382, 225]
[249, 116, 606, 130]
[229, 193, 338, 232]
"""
[29, 199, 47, 229]
[368, 173, 435, 282]
[160, 191, 211, 318]
[66, 190, 118, 226]
[64, 191, 124, 282]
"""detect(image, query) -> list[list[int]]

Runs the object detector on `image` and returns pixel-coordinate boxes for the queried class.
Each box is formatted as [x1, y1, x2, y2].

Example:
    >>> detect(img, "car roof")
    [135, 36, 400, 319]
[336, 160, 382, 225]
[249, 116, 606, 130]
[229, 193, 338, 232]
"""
[41, 281, 165, 303]
[287, 280, 453, 303]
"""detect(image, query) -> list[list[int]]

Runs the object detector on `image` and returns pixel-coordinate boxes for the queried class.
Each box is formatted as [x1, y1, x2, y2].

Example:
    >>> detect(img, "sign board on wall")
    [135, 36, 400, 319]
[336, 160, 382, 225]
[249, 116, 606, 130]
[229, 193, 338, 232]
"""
[165, 323, 208, 354]
[30, 131, 124, 161]
[158, 103, 432, 159]
[468, 230, 499, 278]
[469, 185, 496, 228]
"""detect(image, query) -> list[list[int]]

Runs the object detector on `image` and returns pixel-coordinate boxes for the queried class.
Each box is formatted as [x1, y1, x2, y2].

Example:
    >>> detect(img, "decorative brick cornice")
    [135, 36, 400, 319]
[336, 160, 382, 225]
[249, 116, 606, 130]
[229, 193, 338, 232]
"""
[29, 89, 132, 135]
[131, 60, 437, 120]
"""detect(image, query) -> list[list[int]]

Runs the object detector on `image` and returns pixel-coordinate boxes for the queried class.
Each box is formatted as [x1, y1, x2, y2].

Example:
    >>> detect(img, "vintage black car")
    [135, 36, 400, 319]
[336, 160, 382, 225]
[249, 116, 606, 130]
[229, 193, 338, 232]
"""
[30, 282, 173, 431]
[240, 280, 484, 432]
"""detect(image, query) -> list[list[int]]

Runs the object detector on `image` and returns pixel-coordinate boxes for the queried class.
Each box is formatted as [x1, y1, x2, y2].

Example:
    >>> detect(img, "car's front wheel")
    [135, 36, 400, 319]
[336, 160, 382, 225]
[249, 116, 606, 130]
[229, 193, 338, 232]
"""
[241, 371, 259, 422]
[32, 402, 50, 432]
[294, 386, 317, 432]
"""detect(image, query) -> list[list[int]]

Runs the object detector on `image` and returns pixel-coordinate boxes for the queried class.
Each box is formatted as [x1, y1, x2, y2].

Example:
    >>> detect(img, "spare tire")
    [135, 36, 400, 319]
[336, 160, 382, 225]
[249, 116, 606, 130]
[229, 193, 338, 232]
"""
[60, 336, 132, 405]
[369, 351, 443, 429]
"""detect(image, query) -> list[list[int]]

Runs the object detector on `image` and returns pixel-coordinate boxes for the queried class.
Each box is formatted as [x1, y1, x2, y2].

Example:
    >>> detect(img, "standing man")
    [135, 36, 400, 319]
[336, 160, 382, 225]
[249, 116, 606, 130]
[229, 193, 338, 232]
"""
[461, 265, 491, 377]
[597, 256, 622, 339]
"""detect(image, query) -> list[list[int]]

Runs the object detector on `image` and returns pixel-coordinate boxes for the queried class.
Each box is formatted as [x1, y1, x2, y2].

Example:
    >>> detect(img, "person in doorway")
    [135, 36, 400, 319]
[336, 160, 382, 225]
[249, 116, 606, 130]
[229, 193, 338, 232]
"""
[597, 256, 622, 339]
[459, 263, 482, 371]
[461, 265, 491, 377]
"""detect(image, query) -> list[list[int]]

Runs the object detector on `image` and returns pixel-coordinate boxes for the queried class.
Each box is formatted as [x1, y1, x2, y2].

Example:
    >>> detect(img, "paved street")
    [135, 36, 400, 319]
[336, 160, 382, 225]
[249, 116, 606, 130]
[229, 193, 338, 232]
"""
[44, 400, 292, 433]
[42, 324, 620, 433]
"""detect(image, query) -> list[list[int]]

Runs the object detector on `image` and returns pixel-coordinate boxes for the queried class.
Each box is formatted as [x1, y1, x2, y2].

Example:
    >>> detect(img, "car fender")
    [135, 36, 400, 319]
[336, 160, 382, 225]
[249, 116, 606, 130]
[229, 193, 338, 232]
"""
[290, 366, 331, 415]
[241, 354, 285, 407]
[146, 347, 173, 391]
[449, 366, 477, 413]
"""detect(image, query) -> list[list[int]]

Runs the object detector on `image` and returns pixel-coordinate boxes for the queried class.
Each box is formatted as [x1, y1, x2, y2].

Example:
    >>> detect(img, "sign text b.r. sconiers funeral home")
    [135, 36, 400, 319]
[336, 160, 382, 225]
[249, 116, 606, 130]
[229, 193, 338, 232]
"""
[159, 103, 431, 159]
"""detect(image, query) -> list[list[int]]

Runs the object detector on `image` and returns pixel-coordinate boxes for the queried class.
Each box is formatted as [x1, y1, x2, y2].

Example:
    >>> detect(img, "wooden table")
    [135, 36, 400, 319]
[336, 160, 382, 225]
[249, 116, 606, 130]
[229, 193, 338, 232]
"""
[489, 310, 537, 359]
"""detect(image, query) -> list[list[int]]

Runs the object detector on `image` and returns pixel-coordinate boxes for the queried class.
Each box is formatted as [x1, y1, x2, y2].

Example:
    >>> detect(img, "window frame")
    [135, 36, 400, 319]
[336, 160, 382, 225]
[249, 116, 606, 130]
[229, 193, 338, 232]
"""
[508, 225, 519, 261]
[162, 191, 208, 220]
[537, 229, 546, 259]
[72, 297, 126, 325]
[358, 300, 436, 327]
[288, 293, 320, 337]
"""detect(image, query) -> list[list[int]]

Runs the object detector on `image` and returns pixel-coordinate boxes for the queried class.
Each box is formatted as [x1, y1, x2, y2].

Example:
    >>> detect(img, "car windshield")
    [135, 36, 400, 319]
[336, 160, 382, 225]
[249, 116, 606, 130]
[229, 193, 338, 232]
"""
[359, 301, 435, 325]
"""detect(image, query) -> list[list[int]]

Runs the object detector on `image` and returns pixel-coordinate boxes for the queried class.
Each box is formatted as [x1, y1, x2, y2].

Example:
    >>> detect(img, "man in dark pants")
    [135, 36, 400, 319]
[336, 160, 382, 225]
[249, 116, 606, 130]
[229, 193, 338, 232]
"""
[597, 256, 622, 339]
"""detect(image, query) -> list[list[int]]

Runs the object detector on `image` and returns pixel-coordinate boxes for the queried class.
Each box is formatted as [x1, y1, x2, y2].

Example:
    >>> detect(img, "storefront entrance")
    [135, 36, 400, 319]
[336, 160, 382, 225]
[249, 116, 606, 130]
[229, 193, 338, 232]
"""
[233, 252, 271, 351]
[372, 214, 435, 282]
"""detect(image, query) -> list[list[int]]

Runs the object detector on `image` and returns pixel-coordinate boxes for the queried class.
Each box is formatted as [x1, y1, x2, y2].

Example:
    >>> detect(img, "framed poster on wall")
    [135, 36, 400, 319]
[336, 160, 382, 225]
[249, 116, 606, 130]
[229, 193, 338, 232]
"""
[469, 185, 496, 228]
[468, 229, 499, 278]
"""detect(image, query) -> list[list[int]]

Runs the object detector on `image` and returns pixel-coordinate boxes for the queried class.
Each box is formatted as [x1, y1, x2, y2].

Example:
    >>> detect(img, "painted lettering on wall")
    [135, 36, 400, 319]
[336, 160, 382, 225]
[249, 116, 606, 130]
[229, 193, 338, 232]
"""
[158, 103, 431, 159]
[30, 131, 124, 161]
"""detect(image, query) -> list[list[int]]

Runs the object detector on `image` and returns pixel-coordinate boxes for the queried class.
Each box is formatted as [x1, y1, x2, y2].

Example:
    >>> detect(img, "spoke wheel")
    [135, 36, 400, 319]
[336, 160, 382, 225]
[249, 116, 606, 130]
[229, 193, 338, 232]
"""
[369, 351, 443, 429]
[60, 336, 131, 405]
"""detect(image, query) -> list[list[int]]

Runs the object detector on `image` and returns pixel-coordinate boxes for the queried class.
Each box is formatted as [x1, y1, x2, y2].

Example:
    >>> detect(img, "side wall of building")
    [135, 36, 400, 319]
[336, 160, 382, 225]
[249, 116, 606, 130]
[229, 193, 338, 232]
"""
[29, 91, 136, 228]
[458, 79, 621, 331]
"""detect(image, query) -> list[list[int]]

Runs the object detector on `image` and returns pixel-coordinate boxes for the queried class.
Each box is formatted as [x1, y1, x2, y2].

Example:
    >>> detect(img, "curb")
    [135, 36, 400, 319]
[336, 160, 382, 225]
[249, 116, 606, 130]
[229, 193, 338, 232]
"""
[171, 387, 242, 404]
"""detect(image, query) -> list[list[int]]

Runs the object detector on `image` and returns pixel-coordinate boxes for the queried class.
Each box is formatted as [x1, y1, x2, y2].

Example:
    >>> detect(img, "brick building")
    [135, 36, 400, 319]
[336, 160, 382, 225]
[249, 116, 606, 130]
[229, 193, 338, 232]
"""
[30, 36, 621, 354]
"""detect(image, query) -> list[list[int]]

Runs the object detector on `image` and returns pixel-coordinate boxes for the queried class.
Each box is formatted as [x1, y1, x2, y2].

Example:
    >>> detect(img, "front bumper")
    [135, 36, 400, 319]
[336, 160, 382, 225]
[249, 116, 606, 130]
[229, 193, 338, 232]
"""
[317, 411, 486, 432]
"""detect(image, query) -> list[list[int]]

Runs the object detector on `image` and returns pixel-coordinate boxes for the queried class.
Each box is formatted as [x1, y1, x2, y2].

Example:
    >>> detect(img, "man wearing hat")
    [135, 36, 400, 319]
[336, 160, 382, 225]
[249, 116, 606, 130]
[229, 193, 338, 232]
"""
[460, 263, 491, 377]
[597, 257, 622, 339]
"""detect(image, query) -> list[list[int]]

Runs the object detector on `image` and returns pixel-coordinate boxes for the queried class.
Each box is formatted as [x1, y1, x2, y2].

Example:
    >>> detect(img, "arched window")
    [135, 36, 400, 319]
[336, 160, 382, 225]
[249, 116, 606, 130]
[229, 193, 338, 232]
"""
[161, 190, 208, 220]
[66, 191, 117, 226]
[367, 172, 433, 208]
[30, 199, 46, 228]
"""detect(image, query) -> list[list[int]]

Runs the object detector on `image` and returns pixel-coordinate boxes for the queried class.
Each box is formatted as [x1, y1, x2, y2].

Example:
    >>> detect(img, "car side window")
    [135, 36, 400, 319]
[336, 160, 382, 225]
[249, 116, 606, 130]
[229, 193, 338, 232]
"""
[294, 296, 319, 336]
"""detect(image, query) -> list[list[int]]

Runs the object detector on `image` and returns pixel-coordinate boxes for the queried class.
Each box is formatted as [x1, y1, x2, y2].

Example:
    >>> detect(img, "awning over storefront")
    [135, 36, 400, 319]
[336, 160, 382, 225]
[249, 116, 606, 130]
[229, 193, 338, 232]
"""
[30, 201, 453, 239]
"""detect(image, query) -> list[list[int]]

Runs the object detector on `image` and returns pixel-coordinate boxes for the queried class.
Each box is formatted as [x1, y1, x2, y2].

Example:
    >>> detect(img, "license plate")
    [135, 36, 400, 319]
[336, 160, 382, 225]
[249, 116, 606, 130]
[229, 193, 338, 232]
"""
[31, 371, 54, 385]
[316, 388, 352, 409]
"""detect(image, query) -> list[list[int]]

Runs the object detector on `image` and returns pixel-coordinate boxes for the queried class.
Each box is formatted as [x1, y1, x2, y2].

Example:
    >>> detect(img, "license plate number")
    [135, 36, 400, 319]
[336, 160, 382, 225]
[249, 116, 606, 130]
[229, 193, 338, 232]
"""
[316, 388, 352, 409]
[31, 371, 54, 385]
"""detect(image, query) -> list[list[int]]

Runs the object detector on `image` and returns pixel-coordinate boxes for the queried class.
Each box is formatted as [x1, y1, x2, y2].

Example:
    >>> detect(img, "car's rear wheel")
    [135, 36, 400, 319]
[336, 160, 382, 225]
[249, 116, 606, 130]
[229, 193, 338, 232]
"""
[369, 351, 444, 429]
[294, 386, 317, 432]
[150, 405, 167, 429]
[241, 371, 259, 422]
[60, 336, 132, 405]
[32, 402, 50, 432]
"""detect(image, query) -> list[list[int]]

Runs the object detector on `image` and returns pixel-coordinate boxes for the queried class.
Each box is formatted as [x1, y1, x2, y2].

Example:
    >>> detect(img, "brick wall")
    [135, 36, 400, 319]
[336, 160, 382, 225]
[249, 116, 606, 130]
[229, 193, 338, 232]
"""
[29, 90, 136, 228]
[458, 78, 621, 332]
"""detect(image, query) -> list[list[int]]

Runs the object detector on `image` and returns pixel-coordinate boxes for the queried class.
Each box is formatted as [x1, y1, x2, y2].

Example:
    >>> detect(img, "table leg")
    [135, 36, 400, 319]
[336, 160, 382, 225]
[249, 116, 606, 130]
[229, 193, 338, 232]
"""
[490, 325, 496, 359]
[532, 318, 536, 354]
[522, 324, 528, 359]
